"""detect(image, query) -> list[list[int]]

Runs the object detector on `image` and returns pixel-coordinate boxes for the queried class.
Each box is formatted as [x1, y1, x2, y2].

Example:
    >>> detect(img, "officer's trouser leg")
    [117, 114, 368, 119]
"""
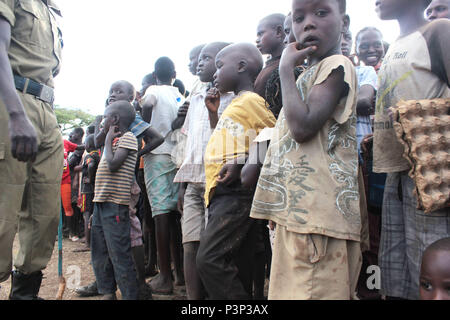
[0, 96, 63, 282]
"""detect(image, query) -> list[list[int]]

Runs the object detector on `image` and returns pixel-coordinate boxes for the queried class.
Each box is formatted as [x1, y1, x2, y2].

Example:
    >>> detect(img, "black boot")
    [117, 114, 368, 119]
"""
[9, 270, 44, 300]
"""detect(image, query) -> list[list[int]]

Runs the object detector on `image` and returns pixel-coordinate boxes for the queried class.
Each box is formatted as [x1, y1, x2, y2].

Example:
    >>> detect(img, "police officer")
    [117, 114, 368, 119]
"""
[0, 0, 63, 300]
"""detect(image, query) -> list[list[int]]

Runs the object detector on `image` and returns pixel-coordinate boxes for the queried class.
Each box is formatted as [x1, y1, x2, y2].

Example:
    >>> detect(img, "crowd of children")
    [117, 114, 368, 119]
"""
[59, 0, 449, 300]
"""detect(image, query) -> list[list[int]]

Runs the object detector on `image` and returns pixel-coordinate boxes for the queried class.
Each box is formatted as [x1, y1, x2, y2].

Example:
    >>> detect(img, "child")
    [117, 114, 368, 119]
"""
[419, 238, 450, 300]
[79, 134, 100, 251]
[187, 44, 208, 100]
[69, 128, 86, 242]
[283, 12, 296, 45]
[250, 0, 361, 300]
[196, 43, 276, 300]
[91, 101, 139, 300]
[76, 80, 162, 299]
[355, 27, 385, 72]
[374, 0, 450, 300]
[254, 14, 286, 102]
[173, 42, 234, 300]
[141, 57, 185, 294]
[342, 30, 378, 157]
[61, 133, 84, 241]
[426, 0, 450, 19]
[342, 28, 380, 300]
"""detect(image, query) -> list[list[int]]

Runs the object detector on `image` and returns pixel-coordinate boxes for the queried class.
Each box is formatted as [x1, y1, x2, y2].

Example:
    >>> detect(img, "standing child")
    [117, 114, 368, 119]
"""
[254, 14, 286, 104]
[61, 135, 84, 241]
[91, 101, 139, 300]
[250, 0, 362, 300]
[141, 57, 185, 294]
[374, 0, 450, 300]
[79, 134, 100, 251]
[174, 42, 234, 300]
[76, 80, 162, 299]
[196, 43, 276, 300]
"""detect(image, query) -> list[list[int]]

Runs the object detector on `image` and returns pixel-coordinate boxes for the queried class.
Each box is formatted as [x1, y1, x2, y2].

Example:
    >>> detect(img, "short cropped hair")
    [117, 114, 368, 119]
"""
[72, 127, 85, 137]
[108, 101, 136, 129]
[355, 27, 384, 46]
[425, 237, 450, 254]
[155, 57, 175, 83]
[173, 79, 186, 96]
[142, 73, 156, 87]
[85, 134, 96, 150]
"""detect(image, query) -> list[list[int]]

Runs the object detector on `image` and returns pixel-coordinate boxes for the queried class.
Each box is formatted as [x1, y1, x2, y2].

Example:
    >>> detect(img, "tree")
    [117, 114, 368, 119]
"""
[54, 106, 95, 135]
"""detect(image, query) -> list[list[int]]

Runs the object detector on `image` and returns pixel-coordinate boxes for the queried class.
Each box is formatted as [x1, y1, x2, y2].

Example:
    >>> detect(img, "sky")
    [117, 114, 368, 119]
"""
[53, 0, 400, 116]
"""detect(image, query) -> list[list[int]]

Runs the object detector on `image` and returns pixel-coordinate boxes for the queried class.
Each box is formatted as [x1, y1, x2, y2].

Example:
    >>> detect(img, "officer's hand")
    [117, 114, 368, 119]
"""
[8, 113, 38, 162]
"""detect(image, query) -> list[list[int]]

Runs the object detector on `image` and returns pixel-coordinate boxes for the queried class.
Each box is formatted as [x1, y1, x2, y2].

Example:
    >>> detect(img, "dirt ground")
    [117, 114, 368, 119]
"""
[0, 237, 187, 300]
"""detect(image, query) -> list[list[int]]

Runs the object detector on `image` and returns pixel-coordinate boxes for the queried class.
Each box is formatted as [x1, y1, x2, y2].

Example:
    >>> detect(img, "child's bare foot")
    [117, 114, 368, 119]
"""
[149, 274, 173, 295]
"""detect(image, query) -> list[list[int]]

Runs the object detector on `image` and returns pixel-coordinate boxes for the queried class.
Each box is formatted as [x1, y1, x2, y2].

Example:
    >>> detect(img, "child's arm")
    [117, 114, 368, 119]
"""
[104, 126, 130, 172]
[171, 101, 190, 130]
[205, 88, 220, 129]
[241, 141, 268, 189]
[94, 115, 106, 149]
[138, 127, 164, 158]
[279, 44, 349, 143]
[141, 94, 157, 124]
[217, 155, 248, 186]
[356, 85, 376, 116]
[86, 160, 97, 184]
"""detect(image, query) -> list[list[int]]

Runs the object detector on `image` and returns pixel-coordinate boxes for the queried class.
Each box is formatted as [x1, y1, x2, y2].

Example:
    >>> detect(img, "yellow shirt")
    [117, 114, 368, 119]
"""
[204, 91, 276, 207]
[0, 0, 63, 87]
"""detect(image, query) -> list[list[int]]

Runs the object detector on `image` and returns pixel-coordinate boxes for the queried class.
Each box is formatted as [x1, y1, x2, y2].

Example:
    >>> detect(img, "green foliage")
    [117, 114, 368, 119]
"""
[54, 106, 95, 134]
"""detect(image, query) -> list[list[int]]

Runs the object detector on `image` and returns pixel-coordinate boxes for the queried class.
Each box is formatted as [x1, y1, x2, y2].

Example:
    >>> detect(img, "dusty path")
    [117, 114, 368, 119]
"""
[0, 237, 187, 300]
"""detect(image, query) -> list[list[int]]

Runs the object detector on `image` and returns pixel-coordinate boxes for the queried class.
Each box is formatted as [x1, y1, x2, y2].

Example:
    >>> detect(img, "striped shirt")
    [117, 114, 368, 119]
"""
[94, 132, 138, 206]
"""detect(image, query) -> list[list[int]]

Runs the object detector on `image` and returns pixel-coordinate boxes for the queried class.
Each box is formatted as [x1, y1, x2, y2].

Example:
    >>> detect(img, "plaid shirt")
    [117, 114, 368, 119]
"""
[173, 88, 234, 183]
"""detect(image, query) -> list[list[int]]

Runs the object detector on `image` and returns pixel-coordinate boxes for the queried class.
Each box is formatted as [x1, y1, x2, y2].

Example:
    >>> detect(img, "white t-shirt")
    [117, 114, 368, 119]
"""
[143, 85, 185, 155]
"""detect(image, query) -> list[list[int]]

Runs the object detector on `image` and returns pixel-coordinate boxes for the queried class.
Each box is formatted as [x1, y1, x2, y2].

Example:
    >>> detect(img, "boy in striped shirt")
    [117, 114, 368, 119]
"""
[91, 101, 139, 300]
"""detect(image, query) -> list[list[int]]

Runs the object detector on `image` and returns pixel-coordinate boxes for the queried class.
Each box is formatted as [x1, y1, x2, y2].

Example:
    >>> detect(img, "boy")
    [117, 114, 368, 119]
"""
[254, 14, 286, 101]
[77, 80, 162, 299]
[283, 13, 296, 45]
[91, 101, 139, 300]
[173, 42, 234, 300]
[426, 0, 450, 19]
[196, 43, 276, 300]
[141, 57, 185, 294]
[79, 134, 100, 251]
[374, 0, 450, 300]
[250, 0, 362, 300]
[68, 127, 86, 241]
[61, 132, 85, 241]
[419, 238, 450, 300]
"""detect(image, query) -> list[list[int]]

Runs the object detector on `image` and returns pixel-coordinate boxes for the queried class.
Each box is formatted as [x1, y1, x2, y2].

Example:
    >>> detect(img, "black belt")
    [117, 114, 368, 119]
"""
[14, 75, 55, 104]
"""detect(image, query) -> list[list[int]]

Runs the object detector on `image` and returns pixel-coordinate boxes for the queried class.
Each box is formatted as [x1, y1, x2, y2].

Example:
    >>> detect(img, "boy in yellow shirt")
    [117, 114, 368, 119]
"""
[196, 43, 276, 300]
